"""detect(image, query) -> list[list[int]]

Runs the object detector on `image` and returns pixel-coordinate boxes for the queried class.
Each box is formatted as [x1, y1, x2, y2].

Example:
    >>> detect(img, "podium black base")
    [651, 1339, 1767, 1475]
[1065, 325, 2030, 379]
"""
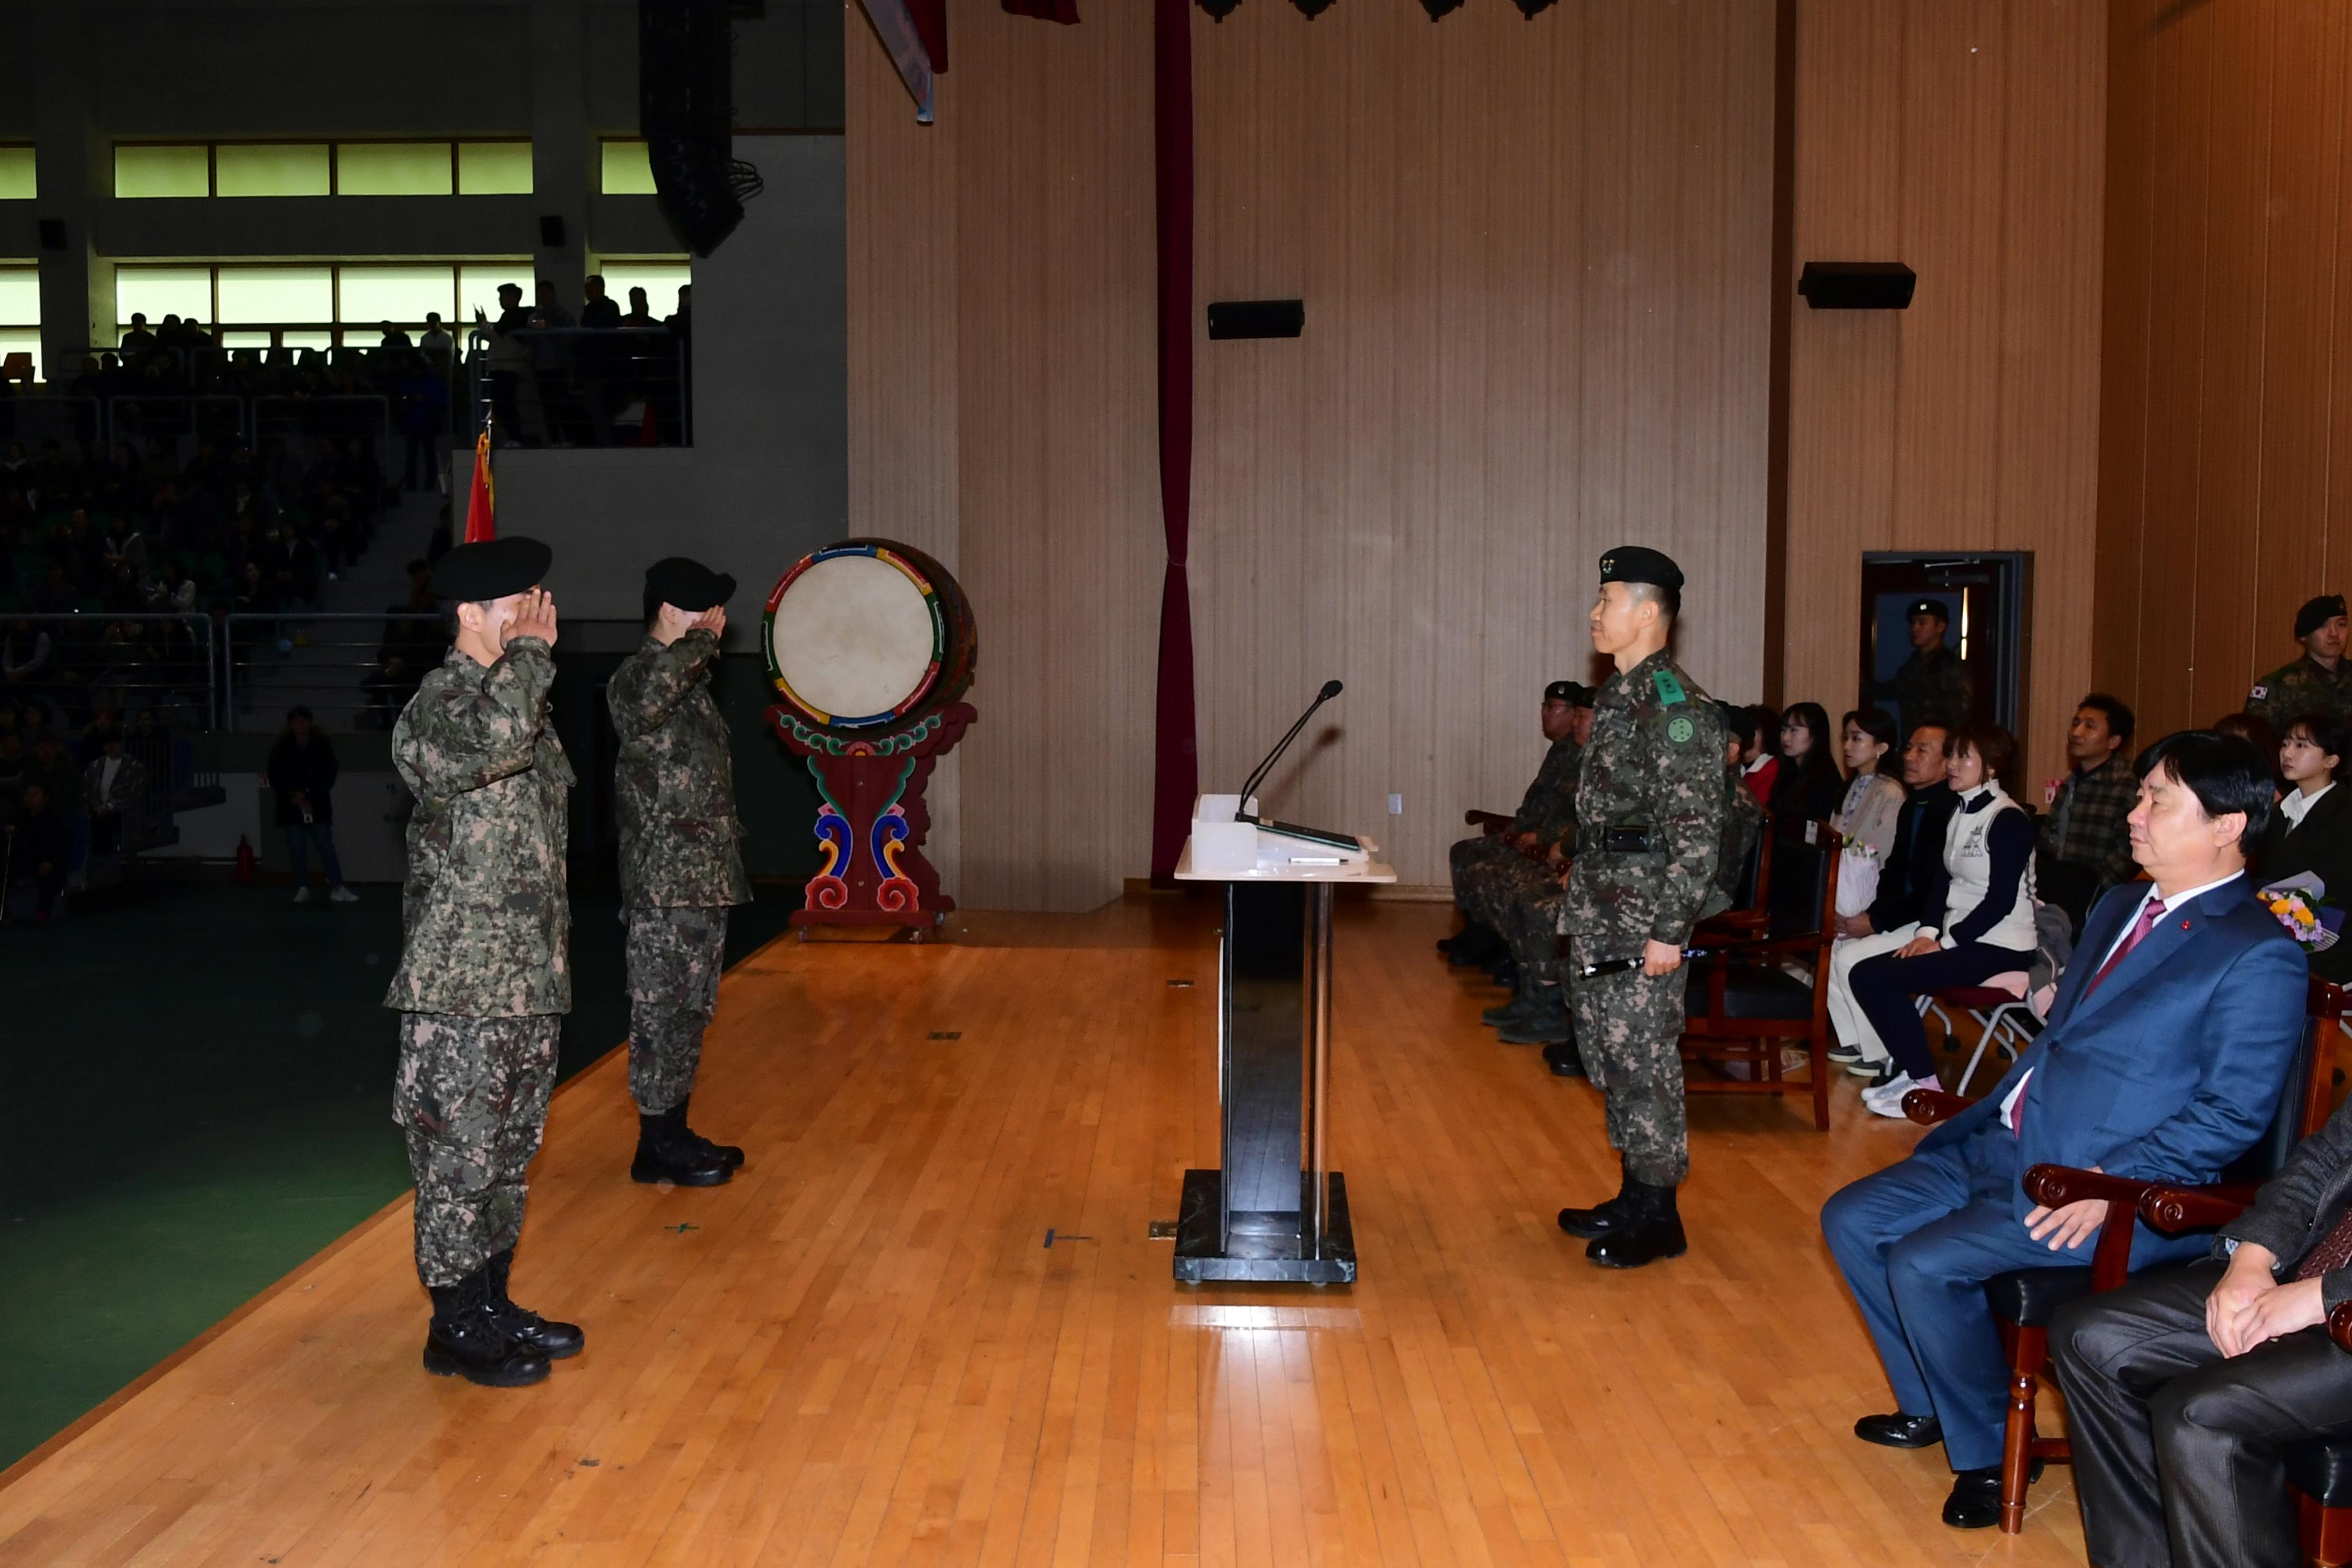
[1171, 1168, 1357, 1285]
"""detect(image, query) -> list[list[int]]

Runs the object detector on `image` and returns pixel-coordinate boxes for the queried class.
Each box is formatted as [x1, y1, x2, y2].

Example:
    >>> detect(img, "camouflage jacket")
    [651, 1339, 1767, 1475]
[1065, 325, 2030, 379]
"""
[384, 639, 574, 1017]
[609, 630, 749, 909]
[1562, 649, 1727, 946]
[1883, 644, 1973, 730]
[2247, 655, 2352, 731]
[1707, 760, 1765, 916]
[1508, 736, 1583, 845]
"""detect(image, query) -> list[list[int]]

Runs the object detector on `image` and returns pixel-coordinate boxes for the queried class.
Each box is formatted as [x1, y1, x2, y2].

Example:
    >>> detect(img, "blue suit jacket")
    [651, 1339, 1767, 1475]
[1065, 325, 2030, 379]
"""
[1918, 875, 2309, 1218]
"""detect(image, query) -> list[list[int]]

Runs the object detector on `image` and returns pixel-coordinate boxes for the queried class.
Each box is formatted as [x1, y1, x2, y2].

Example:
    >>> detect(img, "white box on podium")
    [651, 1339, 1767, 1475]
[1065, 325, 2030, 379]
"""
[1188, 794, 1259, 877]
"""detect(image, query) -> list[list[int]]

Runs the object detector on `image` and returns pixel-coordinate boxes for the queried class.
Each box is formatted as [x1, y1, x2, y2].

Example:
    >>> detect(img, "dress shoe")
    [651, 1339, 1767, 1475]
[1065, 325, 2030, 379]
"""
[1498, 991, 1573, 1045]
[631, 1105, 732, 1186]
[482, 1246, 584, 1359]
[1853, 1411, 1942, 1449]
[1542, 1039, 1586, 1077]
[674, 1093, 745, 1171]
[1943, 1462, 2044, 1529]
[422, 1269, 551, 1387]
[1585, 1180, 1687, 1268]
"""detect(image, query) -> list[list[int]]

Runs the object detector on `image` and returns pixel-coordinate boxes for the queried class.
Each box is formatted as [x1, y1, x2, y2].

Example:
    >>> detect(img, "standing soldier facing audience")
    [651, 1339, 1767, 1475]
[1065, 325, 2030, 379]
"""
[385, 536, 581, 1389]
[1868, 598, 1974, 734]
[1554, 547, 1725, 1269]
[2246, 593, 2352, 732]
[611, 557, 750, 1188]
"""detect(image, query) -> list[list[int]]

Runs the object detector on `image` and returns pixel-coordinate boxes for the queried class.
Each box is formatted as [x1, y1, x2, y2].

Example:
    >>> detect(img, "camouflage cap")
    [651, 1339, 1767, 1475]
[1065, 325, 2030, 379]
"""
[2296, 594, 2347, 639]
[431, 536, 552, 602]
[1598, 546, 1683, 592]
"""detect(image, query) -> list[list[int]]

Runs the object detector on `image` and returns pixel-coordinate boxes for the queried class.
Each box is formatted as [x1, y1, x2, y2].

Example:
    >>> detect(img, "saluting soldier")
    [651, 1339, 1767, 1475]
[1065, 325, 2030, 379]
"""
[610, 556, 750, 1188]
[2247, 594, 2352, 732]
[386, 536, 582, 1388]
[1868, 598, 1974, 733]
[1440, 681, 1586, 970]
[1553, 547, 1725, 1269]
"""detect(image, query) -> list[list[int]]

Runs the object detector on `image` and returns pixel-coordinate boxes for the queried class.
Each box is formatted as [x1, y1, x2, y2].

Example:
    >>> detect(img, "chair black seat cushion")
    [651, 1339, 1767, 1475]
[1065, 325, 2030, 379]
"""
[1685, 963, 1813, 1022]
[1985, 1266, 2094, 1328]
[2287, 1438, 2352, 1506]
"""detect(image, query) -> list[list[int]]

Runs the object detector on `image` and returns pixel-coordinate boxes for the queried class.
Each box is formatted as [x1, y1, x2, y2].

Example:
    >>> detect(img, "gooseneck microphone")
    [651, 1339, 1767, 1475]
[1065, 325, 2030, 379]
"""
[1237, 679, 1344, 810]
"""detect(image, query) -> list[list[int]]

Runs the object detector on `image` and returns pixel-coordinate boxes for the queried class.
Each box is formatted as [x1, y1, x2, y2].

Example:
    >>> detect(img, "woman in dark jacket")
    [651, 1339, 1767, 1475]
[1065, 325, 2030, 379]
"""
[266, 705, 357, 904]
[1769, 701, 1848, 828]
[2257, 711, 2352, 983]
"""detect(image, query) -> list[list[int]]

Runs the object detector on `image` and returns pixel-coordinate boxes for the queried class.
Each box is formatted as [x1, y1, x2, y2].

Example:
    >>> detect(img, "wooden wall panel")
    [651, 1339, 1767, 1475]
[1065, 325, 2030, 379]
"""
[2097, 0, 2352, 738]
[1785, 0, 2105, 784]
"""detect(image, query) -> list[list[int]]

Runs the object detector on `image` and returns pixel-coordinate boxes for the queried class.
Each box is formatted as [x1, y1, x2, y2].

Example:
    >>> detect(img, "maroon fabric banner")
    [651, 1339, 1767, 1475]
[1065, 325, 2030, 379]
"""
[1148, 0, 1197, 883]
[1002, 0, 1080, 21]
[906, 0, 947, 70]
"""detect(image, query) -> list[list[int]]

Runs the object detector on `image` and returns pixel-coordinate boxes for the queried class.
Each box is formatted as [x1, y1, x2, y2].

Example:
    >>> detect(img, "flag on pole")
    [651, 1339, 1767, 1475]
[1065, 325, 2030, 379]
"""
[464, 423, 496, 542]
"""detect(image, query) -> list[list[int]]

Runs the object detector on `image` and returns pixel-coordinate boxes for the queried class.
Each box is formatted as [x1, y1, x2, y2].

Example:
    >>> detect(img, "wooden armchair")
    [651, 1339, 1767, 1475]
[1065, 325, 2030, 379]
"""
[1903, 976, 2346, 1535]
[1678, 817, 1838, 1130]
[1692, 807, 1775, 946]
[1464, 808, 1516, 838]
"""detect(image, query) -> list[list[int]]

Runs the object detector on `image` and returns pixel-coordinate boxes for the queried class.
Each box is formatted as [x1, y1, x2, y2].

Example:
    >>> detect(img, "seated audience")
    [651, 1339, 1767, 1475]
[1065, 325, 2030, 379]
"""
[1769, 701, 1846, 829]
[1834, 707, 1906, 861]
[1827, 724, 1957, 1082]
[1822, 730, 2304, 1530]
[1706, 698, 1767, 918]
[8, 779, 72, 921]
[2052, 1079, 2352, 1568]
[1734, 703, 1778, 805]
[2256, 710, 2352, 985]
[1441, 679, 1585, 969]
[1850, 725, 2036, 1116]
[2038, 694, 2140, 933]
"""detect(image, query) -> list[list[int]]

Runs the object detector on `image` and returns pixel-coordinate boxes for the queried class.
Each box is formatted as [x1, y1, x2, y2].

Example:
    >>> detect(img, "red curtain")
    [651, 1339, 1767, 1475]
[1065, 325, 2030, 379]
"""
[1148, 0, 1197, 883]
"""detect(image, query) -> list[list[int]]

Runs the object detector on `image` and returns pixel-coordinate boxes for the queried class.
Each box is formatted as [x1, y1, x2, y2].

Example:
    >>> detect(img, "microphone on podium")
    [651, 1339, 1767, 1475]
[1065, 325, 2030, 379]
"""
[1238, 678, 1344, 810]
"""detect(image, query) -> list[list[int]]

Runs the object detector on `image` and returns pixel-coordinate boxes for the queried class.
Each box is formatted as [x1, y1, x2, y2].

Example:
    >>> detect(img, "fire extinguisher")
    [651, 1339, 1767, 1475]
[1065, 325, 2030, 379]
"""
[235, 834, 257, 885]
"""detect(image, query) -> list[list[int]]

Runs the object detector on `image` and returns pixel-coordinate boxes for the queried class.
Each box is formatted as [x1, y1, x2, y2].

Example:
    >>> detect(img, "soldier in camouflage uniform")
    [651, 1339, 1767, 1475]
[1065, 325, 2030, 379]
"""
[2246, 594, 2352, 732]
[1706, 700, 1766, 919]
[384, 536, 582, 1388]
[1471, 683, 1592, 1045]
[1867, 598, 1974, 734]
[1441, 681, 1586, 970]
[1553, 547, 1725, 1269]
[611, 556, 750, 1188]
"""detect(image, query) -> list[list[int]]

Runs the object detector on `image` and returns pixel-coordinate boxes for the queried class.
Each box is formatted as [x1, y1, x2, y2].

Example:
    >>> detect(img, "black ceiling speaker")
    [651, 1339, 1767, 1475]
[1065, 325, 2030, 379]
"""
[1208, 300, 1304, 340]
[1419, 0, 1465, 15]
[1291, 0, 1335, 14]
[1798, 261, 1917, 310]
[641, 0, 762, 257]
[1197, 0, 1241, 19]
[1513, 0, 1557, 14]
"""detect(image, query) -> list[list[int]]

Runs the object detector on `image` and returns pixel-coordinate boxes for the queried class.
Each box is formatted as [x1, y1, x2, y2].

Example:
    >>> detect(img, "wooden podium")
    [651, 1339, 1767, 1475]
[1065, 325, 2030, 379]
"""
[1171, 834, 1395, 1284]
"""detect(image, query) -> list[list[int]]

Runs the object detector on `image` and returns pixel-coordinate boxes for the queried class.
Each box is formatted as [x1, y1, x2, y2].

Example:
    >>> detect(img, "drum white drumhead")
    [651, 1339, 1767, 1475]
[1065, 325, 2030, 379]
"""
[770, 553, 939, 721]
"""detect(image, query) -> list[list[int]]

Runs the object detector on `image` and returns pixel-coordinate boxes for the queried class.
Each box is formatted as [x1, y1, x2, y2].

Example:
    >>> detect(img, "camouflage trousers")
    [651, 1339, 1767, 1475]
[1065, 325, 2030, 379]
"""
[393, 1012, 562, 1289]
[1567, 939, 1690, 1188]
[1449, 835, 1518, 919]
[626, 905, 728, 1115]
[1458, 846, 1567, 986]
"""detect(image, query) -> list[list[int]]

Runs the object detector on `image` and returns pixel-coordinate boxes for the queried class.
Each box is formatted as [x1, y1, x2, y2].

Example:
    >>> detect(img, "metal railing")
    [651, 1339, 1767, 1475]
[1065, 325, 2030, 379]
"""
[467, 326, 691, 447]
[222, 611, 448, 734]
[251, 396, 394, 475]
[0, 395, 105, 453]
[105, 395, 248, 455]
[1, 612, 217, 731]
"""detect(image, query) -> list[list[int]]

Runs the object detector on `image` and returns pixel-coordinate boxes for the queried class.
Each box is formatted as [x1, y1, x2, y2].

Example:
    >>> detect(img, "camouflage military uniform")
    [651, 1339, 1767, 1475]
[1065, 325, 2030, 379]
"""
[1450, 736, 1580, 947]
[1877, 643, 1973, 732]
[1560, 651, 1725, 1188]
[609, 629, 749, 1115]
[2246, 654, 2352, 732]
[384, 638, 574, 1289]
[1704, 760, 1765, 919]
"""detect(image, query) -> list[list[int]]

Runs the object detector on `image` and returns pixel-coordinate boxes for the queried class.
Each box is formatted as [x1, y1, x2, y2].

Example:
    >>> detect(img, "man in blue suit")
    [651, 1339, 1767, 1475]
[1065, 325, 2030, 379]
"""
[1821, 730, 2306, 1529]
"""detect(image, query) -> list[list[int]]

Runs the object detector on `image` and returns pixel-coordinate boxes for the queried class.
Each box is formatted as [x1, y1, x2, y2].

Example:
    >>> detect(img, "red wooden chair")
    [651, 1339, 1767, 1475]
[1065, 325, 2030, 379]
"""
[1679, 818, 1838, 1130]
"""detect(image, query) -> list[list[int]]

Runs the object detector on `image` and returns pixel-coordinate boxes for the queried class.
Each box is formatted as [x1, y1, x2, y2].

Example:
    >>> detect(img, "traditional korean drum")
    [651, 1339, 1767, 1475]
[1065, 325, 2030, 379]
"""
[763, 540, 977, 734]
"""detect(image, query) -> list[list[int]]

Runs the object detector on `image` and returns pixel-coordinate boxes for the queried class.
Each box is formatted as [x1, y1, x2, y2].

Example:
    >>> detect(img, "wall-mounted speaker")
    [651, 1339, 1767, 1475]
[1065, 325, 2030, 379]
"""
[1207, 300, 1305, 340]
[37, 219, 66, 251]
[1798, 261, 1916, 310]
[538, 215, 567, 249]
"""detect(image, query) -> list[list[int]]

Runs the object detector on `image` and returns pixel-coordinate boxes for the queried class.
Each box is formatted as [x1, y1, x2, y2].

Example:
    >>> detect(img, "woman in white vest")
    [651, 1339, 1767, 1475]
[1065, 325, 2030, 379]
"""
[1850, 725, 2040, 1117]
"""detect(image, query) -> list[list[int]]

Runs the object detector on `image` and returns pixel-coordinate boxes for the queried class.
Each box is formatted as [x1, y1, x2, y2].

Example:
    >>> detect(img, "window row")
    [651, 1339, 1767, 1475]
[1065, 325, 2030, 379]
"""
[0, 147, 32, 202]
[113, 260, 691, 343]
[102, 139, 664, 199]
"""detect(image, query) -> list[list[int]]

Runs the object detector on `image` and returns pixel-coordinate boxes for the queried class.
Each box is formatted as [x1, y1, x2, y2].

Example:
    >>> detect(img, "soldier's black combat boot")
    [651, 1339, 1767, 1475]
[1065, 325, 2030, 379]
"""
[1498, 985, 1573, 1045]
[423, 1269, 551, 1387]
[1440, 922, 1505, 966]
[674, 1092, 745, 1172]
[483, 1246, 585, 1359]
[631, 1105, 732, 1186]
[1542, 1037, 1585, 1077]
[1557, 1167, 1638, 1240]
[1482, 975, 1542, 1027]
[1585, 1179, 1689, 1269]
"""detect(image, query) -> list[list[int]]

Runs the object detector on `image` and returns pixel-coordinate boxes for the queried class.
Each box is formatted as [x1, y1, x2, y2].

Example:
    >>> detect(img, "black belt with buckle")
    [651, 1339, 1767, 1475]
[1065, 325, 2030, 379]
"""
[1580, 824, 1655, 853]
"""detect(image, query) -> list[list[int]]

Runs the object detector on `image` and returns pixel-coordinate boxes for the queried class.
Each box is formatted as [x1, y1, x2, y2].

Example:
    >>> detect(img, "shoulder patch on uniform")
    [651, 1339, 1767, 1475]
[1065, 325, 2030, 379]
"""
[1652, 669, 1688, 706]
[1667, 715, 1695, 744]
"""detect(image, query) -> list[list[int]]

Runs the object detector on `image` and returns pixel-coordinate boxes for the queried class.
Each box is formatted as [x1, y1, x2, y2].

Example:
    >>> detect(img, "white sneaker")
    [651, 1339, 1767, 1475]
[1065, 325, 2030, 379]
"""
[1859, 1072, 1919, 1119]
[292, 887, 311, 905]
[329, 886, 359, 904]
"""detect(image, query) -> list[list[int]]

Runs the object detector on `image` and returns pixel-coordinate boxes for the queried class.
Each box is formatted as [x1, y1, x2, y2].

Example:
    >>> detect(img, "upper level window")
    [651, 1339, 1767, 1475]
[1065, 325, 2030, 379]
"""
[0, 263, 39, 382]
[113, 141, 533, 199]
[0, 148, 34, 202]
[600, 139, 658, 195]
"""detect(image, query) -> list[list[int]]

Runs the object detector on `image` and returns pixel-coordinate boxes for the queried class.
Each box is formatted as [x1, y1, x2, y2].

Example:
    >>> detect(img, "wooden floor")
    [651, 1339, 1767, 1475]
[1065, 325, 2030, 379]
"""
[0, 896, 2092, 1567]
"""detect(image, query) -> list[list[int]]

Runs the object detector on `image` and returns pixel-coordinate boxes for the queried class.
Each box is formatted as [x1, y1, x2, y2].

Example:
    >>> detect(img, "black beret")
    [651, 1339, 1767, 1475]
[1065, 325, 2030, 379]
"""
[1545, 680, 1594, 707]
[645, 556, 737, 614]
[2297, 594, 2347, 639]
[1905, 598, 1952, 622]
[1598, 545, 1683, 593]
[431, 536, 551, 603]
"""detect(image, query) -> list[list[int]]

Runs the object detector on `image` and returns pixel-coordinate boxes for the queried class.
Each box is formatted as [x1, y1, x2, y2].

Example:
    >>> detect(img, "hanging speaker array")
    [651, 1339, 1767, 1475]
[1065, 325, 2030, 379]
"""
[640, 0, 763, 257]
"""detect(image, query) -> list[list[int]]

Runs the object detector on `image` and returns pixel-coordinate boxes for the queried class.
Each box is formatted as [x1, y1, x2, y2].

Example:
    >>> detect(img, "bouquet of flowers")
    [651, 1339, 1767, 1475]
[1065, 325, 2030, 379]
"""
[2260, 872, 2342, 952]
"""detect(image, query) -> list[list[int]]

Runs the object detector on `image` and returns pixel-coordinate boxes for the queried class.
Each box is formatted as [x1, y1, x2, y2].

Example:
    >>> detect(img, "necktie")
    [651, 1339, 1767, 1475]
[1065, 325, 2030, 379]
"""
[2084, 896, 2166, 998]
[2298, 1205, 2352, 1280]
